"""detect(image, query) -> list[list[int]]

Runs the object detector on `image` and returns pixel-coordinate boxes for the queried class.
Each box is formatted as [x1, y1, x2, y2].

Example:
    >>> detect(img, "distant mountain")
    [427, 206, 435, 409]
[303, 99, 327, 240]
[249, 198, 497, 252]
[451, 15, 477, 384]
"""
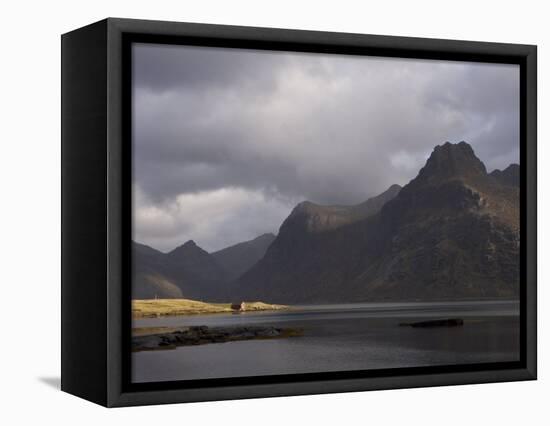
[212, 233, 276, 281]
[132, 235, 276, 300]
[133, 242, 184, 299]
[490, 164, 520, 187]
[234, 142, 520, 303]
[133, 273, 184, 299]
[165, 240, 226, 290]
[133, 240, 226, 301]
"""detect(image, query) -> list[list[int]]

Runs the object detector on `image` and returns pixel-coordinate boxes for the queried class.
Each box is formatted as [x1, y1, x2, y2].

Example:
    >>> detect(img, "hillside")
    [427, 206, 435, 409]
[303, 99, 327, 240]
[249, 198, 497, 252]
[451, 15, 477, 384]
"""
[490, 163, 520, 187]
[133, 234, 276, 301]
[133, 239, 227, 301]
[233, 142, 520, 303]
[211, 233, 276, 281]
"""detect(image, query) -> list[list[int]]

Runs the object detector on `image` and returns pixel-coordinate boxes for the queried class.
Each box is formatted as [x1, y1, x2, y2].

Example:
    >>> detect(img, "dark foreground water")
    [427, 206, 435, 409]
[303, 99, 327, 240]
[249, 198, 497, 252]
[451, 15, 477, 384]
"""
[132, 300, 520, 383]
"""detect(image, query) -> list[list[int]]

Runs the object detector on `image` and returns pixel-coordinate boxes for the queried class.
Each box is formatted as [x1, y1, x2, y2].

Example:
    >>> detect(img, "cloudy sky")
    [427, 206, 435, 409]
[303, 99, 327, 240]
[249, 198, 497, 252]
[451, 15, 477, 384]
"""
[132, 43, 519, 253]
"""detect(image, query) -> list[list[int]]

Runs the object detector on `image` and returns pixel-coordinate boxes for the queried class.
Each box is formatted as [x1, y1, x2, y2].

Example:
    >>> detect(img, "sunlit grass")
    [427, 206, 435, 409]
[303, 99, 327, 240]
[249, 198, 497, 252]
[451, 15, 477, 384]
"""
[132, 298, 288, 318]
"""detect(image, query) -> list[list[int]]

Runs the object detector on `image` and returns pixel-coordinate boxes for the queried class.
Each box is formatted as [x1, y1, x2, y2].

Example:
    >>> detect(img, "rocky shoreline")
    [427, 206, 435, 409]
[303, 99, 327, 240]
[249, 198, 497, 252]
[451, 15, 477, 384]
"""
[132, 325, 303, 352]
[400, 318, 464, 328]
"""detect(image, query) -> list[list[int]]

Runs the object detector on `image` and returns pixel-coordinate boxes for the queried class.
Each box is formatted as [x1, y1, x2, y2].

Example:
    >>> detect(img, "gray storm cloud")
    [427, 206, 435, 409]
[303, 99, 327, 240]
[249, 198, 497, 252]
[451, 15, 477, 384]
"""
[132, 43, 519, 252]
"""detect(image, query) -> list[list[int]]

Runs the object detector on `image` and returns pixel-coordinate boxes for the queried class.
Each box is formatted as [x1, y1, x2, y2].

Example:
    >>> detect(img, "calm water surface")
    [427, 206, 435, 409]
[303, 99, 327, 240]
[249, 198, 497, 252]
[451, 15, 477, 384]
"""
[132, 300, 520, 383]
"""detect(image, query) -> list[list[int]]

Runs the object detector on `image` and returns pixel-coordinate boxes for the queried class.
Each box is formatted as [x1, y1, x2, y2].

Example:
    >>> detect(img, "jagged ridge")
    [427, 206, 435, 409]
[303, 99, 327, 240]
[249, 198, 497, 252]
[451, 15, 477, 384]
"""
[234, 142, 520, 303]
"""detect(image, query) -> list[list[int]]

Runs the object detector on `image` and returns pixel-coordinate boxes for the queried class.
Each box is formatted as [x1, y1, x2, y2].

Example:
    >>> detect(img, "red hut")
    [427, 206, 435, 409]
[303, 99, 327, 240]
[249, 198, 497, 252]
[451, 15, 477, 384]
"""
[230, 301, 247, 312]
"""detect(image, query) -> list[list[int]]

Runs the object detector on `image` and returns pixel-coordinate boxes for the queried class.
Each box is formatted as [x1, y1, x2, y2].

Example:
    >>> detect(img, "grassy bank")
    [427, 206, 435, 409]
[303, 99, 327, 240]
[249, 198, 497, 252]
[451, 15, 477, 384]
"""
[132, 298, 288, 318]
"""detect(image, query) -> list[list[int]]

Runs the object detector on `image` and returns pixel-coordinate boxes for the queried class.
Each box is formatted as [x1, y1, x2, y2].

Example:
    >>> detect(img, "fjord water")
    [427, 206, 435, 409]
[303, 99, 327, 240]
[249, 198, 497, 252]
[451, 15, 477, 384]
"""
[132, 300, 519, 383]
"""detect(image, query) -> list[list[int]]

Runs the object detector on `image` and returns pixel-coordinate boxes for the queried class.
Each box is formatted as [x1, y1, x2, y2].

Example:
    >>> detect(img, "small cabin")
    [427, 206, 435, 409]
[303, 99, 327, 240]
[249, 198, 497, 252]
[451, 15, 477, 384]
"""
[230, 301, 247, 311]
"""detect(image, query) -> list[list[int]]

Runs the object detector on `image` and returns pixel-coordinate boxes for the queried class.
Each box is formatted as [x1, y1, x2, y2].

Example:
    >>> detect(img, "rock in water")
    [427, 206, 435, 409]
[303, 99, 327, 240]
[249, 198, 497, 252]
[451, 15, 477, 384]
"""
[401, 318, 465, 328]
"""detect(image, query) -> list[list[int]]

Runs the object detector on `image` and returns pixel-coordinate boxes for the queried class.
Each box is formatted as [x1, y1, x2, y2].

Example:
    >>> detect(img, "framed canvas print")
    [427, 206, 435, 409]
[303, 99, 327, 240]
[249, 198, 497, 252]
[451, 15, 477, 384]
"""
[61, 18, 537, 407]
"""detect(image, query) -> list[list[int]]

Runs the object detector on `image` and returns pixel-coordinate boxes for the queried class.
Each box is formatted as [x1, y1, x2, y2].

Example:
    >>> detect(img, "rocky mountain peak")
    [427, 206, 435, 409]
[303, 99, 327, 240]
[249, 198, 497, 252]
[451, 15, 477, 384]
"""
[490, 163, 520, 187]
[184, 240, 197, 247]
[168, 240, 204, 257]
[417, 141, 487, 183]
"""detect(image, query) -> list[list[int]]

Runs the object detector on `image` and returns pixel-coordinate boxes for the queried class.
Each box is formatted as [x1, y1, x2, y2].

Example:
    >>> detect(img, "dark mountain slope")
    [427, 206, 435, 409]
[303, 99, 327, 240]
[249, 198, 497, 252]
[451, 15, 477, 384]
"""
[234, 142, 519, 303]
[233, 184, 403, 302]
[287, 184, 401, 233]
[133, 242, 184, 299]
[355, 142, 519, 301]
[212, 233, 276, 281]
[165, 240, 226, 289]
[132, 234, 278, 301]
[132, 240, 227, 301]
[490, 163, 520, 187]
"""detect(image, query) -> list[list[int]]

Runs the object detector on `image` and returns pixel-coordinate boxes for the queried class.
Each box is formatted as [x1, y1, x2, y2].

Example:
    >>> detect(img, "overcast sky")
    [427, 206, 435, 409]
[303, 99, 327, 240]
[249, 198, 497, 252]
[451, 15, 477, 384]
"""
[132, 43, 519, 253]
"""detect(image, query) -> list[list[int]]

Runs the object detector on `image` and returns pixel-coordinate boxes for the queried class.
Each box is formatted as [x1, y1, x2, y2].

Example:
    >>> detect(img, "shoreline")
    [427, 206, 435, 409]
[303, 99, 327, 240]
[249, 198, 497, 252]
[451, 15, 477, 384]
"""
[132, 325, 304, 351]
[132, 298, 518, 319]
[132, 298, 289, 318]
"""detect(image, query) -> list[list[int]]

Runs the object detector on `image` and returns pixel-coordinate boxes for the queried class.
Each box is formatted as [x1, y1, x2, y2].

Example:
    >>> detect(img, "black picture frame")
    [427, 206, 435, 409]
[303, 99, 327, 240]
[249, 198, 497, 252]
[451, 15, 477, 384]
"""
[61, 17, 537, 407]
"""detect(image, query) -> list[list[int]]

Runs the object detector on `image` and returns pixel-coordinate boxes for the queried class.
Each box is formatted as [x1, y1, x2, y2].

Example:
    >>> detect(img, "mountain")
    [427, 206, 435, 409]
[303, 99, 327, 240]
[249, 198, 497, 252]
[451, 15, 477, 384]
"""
[133, 142, 520, 304]
[133, 240, 227, 301]
[490, 164, 520, 187]
[132, 234, 276, 300]
[234, 142, 520, 303]
[232, 184, 403, 302]
[165, 240, 226, 290]
[355, 142, 520, 301]
[133, 273, 184, 299]
[133, 242, 184, 299]
[212, 233, 276, 281]
[287, 184, 401, 233]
